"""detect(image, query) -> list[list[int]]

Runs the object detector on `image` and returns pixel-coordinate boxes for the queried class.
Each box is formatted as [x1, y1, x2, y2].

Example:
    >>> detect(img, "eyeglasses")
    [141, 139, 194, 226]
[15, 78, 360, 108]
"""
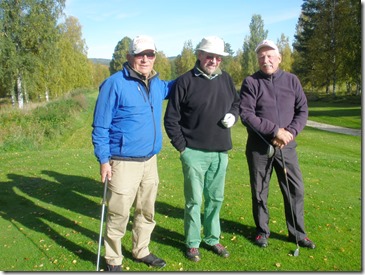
[134, 52, 156, 60]
[205, 55, 222, 62]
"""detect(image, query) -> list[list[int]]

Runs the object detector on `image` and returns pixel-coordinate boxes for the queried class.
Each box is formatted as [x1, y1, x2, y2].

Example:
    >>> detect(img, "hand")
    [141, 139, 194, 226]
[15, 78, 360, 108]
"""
[221, 113, 235, 128]
[273, 128, 294, 148]
[100, 162, 112, 183]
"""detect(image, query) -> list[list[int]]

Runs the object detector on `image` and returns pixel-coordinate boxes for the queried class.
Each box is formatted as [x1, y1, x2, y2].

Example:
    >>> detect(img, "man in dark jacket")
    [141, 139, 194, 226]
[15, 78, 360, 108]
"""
[239, 39, 316, 249]
[164, 36, 239, 262]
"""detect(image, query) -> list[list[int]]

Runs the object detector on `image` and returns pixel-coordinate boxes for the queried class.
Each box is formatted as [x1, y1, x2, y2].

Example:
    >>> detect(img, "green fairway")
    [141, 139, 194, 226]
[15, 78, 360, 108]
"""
[0, 91, 361, 271]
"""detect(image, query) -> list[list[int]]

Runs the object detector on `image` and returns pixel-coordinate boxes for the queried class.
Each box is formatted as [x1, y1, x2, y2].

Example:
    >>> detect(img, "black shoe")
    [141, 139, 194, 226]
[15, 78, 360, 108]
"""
[298, 237, 316, 249]
[255, 233, 268, 248]
[134, 253, 166, 268]
[106, 264, 122, 271]
[208, 243, 229, 258]
[186, 247, 201, 262]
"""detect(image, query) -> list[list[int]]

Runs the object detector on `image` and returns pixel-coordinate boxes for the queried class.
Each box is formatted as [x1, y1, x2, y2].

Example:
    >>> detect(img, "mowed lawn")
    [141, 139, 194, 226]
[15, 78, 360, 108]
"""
[0, 91, 361, 271]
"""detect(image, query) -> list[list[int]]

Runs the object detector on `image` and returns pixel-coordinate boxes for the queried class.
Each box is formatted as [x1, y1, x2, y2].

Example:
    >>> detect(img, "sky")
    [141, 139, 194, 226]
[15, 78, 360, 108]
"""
[64, 0, 304, 59]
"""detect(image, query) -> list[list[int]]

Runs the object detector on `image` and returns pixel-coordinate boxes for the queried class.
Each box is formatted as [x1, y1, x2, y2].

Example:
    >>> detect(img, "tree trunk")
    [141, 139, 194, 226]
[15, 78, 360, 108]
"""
[17, 73, 24, 109]
[332, 75, 336, 96]
[45, 88, 49, 102]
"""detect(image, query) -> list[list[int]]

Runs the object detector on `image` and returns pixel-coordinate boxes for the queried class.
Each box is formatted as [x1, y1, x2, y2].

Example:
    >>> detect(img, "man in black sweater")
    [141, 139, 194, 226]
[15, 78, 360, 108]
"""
[239, 39, 316, 250]
[164, 36, 239, 262]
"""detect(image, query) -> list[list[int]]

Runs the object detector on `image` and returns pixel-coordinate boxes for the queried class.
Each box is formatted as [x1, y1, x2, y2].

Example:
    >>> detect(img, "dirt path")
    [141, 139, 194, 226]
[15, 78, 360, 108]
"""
[306, 120, 361, 136]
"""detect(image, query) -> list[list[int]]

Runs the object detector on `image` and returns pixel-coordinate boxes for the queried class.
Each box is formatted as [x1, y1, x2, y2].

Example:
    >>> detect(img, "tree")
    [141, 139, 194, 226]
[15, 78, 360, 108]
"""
[293, 0, 361, 95]
[109, 36, 131, 75]
[154, 51, 172, 80]
[174, 40, 195, 76]
[0, 0, 66, 108]
[276, 34, 293, 72]
[56, 16, 92, 96]
[224, 49, 243, 88]
[241, 14, 268, 78]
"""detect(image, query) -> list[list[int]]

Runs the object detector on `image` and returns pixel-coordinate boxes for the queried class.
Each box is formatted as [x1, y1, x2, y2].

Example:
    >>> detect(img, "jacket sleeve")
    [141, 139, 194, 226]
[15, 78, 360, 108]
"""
[160, 79, 176, 100]
[91, 79, 117, 164]
[227, 73, 240, 121]
[285, 75, 308, 137]
[163, 80, 186, 152]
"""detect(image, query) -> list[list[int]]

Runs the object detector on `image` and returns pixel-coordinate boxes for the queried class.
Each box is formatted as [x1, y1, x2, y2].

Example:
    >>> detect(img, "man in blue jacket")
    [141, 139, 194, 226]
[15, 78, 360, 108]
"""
[92, 35, 173, 271]
[239, 39, 316, 250]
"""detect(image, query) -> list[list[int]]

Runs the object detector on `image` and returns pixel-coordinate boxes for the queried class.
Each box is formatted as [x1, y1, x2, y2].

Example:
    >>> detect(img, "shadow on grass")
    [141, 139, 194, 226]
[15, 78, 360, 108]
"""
[1, 171, 291, 270]
[154, 200, 290, 249]
[309, 108, 361, 118]
[1, 171, 102, 269]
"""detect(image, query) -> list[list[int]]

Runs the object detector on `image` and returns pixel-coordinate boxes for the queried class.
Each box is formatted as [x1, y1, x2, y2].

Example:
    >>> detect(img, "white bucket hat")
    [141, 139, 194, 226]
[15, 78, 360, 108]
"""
[255, 39, 279, 54]
[129, 35, 156, 54]
[197, 36, 229, 56]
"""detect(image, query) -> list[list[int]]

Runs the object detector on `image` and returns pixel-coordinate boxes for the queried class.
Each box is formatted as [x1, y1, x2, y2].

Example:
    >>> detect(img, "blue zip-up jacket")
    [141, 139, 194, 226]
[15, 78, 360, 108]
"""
[92, 63, 173, 164]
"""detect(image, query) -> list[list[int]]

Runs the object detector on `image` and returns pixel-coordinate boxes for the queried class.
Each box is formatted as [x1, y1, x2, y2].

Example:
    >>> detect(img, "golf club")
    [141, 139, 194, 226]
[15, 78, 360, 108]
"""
[280, 149, 300, 257]
[96, 177, 109, 271]
[243, 119, 275, 158]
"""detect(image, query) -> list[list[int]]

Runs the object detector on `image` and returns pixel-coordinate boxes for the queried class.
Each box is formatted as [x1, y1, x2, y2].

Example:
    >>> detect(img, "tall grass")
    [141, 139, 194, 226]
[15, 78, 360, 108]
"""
[0, 90, 361, 271]
[0, 91, 90, 152]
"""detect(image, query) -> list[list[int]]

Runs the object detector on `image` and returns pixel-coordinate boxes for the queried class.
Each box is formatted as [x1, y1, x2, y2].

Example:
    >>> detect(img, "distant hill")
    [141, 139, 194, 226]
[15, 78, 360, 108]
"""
[89, 58, 110, 66]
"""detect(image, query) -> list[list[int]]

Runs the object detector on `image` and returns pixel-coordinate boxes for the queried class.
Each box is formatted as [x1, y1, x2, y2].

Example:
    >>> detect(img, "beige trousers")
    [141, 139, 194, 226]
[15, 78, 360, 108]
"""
[104, 155, 159, 266]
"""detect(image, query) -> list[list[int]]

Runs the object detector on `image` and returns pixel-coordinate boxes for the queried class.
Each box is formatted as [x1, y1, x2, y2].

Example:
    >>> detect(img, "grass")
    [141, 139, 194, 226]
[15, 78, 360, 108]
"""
[307, 95, 361, 129]
[0, 90, 361, 271]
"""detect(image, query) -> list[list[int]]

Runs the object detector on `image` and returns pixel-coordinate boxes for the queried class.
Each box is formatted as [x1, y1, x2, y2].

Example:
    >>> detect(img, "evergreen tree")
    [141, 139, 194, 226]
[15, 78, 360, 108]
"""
[241, 14, 268, 78]
[293, 0, 361, 95]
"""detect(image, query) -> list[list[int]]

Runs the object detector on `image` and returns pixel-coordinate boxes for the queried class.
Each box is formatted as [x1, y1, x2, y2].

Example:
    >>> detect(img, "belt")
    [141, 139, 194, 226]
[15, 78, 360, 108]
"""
[111, 155, 153, 162]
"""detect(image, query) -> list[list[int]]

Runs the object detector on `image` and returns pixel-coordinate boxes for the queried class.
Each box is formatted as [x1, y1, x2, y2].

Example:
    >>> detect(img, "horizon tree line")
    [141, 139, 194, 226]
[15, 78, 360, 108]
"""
[0, 0, 360, 109]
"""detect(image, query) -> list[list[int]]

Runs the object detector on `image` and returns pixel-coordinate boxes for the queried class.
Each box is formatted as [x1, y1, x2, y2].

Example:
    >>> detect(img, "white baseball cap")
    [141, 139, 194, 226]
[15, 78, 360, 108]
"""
[197, 36, 229, 56]
[129, 35, 156, 54]
[255, 39, 279, 54]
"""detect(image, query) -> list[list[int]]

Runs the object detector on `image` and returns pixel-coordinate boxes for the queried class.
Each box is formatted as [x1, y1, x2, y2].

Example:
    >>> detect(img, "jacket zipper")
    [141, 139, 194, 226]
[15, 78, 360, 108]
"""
[138, 82, 156, 155]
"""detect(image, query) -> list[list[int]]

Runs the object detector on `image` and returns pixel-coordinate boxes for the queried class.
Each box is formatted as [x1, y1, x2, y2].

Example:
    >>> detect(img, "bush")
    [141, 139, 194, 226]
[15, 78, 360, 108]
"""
[0, 92, 88, 152]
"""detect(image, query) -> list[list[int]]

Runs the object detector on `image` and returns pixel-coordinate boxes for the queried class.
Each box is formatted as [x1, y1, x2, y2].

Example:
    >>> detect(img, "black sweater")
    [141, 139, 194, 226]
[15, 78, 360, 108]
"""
[164, 68, 239, 152]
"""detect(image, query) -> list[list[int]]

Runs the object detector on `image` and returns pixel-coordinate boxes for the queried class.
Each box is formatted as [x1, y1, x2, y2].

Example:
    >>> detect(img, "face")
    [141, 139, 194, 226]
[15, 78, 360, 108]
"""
[197, 51, 222, 75]
[127, 50, 156, 77]
[257, 47, 281, 75]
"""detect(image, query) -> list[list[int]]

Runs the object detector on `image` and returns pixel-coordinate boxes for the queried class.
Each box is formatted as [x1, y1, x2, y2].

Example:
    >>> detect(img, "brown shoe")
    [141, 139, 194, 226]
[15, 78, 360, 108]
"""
[186, 247, 201, 262]
[298, 237, 316, 249]
[209, 243, 229, 258]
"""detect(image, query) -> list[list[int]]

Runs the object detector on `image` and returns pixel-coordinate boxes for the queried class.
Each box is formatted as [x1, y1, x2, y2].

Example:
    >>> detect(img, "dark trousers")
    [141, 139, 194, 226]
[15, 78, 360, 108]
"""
[246, 145, 307, 241]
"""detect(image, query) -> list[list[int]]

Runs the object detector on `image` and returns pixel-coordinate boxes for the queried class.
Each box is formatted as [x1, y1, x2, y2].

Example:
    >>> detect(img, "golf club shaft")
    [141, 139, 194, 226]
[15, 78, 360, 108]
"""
[96, 178, 109, 271]
[243, 119, 271, 147]
[280, 149, 299, 247]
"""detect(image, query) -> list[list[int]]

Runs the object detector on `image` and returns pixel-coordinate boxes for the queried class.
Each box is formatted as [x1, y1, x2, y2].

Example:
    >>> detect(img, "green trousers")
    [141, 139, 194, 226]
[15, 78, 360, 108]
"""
[180, 147, 228, 248]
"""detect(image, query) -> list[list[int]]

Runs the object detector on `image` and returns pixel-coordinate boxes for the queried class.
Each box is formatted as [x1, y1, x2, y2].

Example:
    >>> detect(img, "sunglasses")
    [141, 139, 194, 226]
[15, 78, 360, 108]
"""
[205, 55, 222, 62]
[134, 52, 156, 60]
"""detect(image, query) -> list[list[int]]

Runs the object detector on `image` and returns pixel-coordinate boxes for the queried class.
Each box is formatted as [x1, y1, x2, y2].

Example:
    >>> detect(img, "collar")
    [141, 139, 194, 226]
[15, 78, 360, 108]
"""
[125, 62, 157, 81]
[193, 60, 222, 80]
[259, 68, 283, 80]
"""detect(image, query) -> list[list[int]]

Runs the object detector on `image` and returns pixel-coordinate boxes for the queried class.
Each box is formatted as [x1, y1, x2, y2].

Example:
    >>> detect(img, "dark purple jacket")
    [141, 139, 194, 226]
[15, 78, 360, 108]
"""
[239, 69, 308, 146]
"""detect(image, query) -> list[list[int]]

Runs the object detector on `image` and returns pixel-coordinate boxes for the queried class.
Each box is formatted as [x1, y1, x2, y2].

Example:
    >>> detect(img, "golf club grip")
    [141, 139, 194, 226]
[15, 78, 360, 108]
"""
[102, 177, 108, 203]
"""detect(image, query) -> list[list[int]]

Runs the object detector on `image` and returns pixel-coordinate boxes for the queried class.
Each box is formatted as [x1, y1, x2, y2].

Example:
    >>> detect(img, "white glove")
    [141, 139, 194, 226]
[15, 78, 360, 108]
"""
[221, 113, 235, 128]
